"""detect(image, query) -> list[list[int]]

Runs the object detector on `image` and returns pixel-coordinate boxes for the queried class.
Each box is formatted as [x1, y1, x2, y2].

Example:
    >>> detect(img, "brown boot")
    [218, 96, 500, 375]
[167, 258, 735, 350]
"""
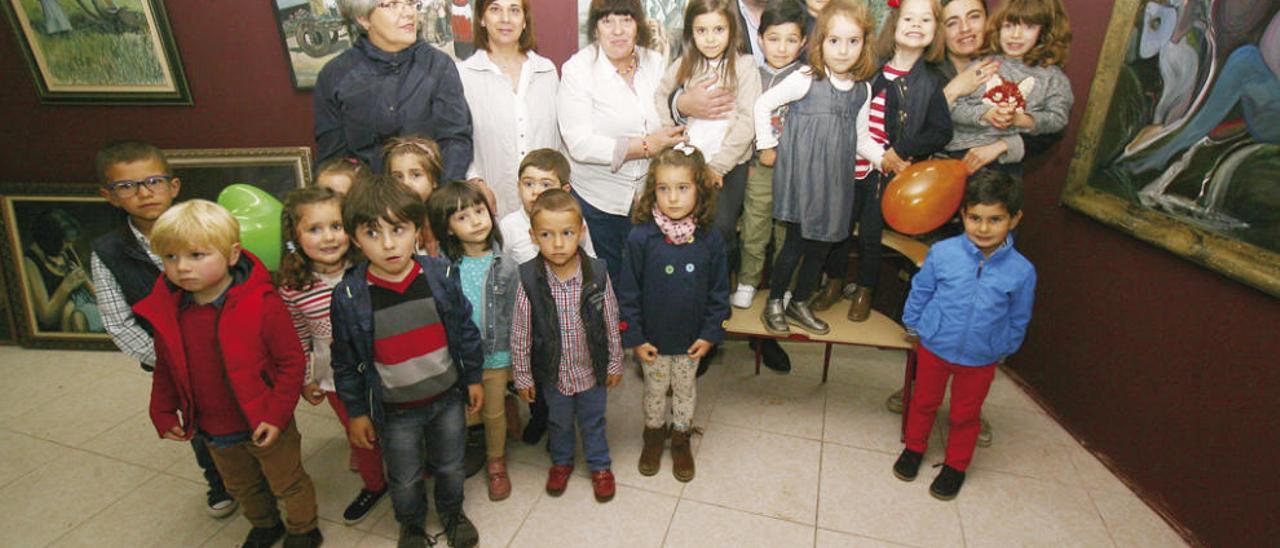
[810, 278, 844, 311]
[487, 457, 512, 501]
[670, 428, 695, 482]
[847, 286, 873, 322]
[638, 426, 666, 476]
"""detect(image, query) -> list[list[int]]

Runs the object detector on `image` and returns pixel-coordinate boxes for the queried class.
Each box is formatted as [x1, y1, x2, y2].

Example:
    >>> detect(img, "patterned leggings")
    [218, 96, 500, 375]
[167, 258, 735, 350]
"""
[643, 354, 698, 430]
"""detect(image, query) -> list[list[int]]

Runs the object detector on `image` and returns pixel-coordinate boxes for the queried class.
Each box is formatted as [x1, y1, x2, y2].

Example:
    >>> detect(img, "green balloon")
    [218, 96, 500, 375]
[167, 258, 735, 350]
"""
[217, 183, 283, 271]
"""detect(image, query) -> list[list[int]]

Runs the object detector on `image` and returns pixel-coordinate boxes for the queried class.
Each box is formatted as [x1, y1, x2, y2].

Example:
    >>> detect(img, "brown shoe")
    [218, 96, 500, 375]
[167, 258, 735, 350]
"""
[546, 464, 573, 496]
[810, 278, 844, 311]
[847, 286, 873, 322]
[670, 428, 695, 482]
[504, 394, 522, 440]
[638, 426, 666, 476]
[590, 470, 616, 502]
[486, 457, 512, 501]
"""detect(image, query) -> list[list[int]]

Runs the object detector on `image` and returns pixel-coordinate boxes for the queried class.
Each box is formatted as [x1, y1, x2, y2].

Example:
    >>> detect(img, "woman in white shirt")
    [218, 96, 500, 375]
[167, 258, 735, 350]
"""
[458, 0, 561, 219]
[557, 0, 686, 281]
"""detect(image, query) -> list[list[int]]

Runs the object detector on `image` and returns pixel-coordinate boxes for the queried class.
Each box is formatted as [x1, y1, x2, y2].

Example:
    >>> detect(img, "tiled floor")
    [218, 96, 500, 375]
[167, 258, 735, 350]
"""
[0, 342, 1187, 547]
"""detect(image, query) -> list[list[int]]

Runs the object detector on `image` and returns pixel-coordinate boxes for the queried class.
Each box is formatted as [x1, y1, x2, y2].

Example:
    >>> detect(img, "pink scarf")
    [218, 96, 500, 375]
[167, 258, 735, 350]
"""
[652, 205, 697, 245]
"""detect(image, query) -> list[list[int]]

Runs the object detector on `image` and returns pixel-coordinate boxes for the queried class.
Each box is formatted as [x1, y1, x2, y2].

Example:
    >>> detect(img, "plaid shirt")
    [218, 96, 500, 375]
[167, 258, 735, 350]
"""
[90, 219, 162, 366]
[511, 261, 623, 395]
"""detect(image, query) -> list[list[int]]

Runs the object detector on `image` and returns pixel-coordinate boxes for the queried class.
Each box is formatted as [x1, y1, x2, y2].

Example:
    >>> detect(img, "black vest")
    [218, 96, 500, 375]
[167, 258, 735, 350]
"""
[91, 223, 162, 334]
[517, 254, 613, 390]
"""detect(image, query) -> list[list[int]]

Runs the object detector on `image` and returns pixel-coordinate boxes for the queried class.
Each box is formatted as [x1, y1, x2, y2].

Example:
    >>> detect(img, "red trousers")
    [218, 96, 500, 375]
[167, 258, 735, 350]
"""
[326, 391, 387, 491]
[904, 344, 996, 471]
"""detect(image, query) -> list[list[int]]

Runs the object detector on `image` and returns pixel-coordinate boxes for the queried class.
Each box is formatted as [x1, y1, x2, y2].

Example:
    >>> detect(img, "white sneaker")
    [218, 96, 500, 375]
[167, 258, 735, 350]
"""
[782, 291, 793, 309]
[730, 283, 756, 309]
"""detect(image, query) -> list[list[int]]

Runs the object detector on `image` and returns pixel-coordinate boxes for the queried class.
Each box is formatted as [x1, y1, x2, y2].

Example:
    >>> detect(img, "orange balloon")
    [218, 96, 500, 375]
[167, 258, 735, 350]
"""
[881, 159, 968, 235]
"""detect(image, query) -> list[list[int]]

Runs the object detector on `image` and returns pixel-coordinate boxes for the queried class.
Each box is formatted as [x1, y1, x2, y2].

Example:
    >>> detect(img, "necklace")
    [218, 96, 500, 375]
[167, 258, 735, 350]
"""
[615, 52, 638, 76]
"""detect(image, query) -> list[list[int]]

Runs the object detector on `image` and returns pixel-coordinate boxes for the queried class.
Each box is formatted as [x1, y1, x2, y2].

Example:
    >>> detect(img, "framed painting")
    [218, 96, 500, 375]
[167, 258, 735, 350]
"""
[1061, 0, 1280, 297]
[2, 0, 190, 104]
[272, 0, 355, 90]
[0, 183, 120, 349]
[165, 147, 313, 203]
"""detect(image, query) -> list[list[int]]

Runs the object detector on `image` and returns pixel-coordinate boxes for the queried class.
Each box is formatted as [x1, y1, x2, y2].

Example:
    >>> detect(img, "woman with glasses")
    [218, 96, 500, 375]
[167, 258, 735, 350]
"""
[315, 0, 474, 180]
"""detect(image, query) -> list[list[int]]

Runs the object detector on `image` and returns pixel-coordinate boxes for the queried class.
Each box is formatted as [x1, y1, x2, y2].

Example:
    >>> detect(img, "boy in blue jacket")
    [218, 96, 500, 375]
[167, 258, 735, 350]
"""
[892, 170, 1036, 501]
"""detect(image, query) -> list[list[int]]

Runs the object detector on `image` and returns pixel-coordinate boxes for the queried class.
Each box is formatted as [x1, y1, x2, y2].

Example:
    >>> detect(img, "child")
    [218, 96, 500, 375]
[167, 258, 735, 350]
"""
[383, 135, 445, 255]
[511, 189, 624, 503]
[893, 170, 1035, 500]
[731, 0, 807, 309]
[753, 0, 879, 336]
[329, 176, 483, 548]
[88, 141, 236, 519]
[313, 155, 369, 196]
[275, 187, 387, 525]
[426, 181, 519, 501]
[136, 200, 321, 548]
[945, 0, 1073, 175]
[655, 0, 762, 259]
[498, 148, 598, 266]
[618, 145, 730, 482]
[820, 0, 955, 322]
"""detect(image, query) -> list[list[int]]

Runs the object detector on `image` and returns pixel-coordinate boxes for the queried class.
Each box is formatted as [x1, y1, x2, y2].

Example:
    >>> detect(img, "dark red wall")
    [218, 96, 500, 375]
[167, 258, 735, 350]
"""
[3, 1, 1279, 545]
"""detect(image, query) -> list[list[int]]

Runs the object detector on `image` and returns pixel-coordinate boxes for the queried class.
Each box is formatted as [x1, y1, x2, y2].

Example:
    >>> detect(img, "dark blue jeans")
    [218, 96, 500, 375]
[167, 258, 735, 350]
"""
[190, 431, 225, 492]
[382, 390, 467, 525]
[572, 190, 632, 286]
[544, 384, 611, 471]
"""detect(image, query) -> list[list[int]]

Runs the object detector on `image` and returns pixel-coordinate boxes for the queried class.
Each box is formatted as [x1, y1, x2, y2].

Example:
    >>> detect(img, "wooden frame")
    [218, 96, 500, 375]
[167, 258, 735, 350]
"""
[164, 147, 313, 203]
[271, 0, 355, 90]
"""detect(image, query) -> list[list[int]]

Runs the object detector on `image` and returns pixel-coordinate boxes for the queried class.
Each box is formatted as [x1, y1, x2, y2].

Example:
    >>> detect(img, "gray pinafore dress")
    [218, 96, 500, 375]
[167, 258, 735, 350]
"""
[771, 77, 868, 242]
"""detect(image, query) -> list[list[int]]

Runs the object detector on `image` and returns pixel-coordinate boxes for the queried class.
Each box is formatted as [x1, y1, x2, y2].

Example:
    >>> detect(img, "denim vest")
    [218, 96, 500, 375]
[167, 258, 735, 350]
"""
[517, 254, 613, 390]
[453, 244, 518, 360]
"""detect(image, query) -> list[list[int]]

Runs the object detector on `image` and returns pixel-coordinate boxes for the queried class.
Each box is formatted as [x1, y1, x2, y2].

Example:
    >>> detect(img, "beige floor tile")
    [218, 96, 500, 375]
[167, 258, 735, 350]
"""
[957, 469, 1113, 548]
[602, 398, 689, 497]
[817, 443, 963, 548]
[1091, 490, 1188, 548]
[823, 380, 943, 456]
[0, 449, 152, 547]
[303, 432, 386, 529]
[816, 528, 917, 548]
[511, 483, 677, 548]
[982, 368, 1044, 413]
[51, 475, 227, 547]
[3, 370, 148, 446]
[353, 531, 400, 546]
[664, 499, 814, 548]
[964, 403, 1078, 484]
[682, 424, 821, 524]
[820, 346, 911, 390]
[80, 410, 190, 471]
[708, 372, 828, 440]
[1067, 443, 1133, 495]
[459, 460, 547, 547]
[201, 517, 361, 547]
[0, 429, 70, 489]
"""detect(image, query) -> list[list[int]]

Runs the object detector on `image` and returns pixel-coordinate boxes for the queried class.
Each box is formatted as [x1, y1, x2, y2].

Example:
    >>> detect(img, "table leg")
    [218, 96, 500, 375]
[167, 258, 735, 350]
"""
[822, 343, 833, 383]
[754, 340, 762, 375]
[900, 348, 917, 442]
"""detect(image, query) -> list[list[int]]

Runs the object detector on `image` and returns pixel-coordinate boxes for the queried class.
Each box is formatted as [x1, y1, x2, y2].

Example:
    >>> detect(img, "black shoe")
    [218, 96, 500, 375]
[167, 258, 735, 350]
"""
[463, 425, 486, 478]
[929, 465, 966, 500]
[522, 416, 547, 444]
[342, 487, 386, 524]
[397, 524, 429, 548]
[695, 345, 718, 378]
[751, 338, 791, 373]
[893, 449, 923, 481]
[242, 522, 285, 548]
[283, 528, 323, 548]
[440, 510, 479, 548]
[206, 486, 238, 518]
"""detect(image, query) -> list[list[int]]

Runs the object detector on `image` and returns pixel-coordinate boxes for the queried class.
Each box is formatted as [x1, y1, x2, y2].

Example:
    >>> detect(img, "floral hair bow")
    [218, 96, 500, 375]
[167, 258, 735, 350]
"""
[673, 142, 698, 156]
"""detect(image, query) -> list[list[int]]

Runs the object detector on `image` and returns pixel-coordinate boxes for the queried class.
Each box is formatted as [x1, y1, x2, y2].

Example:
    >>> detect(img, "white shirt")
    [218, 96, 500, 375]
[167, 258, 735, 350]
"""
[752, 68, 882, 170]
[557, 45, 665, 216]
[499, 209, 598, 264]
[459, 49, 561, 219]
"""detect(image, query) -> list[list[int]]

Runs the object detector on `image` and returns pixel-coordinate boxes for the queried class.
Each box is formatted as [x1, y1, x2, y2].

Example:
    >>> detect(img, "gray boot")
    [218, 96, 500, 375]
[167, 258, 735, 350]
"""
[785, 300, 830, 335]
[763, 299, 790, 335]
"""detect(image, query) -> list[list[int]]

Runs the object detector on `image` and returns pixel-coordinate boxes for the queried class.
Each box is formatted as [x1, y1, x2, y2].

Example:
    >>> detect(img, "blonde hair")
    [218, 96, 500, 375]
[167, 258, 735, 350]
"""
[807, 0, 878, 81]
[150, 200, 240, 259]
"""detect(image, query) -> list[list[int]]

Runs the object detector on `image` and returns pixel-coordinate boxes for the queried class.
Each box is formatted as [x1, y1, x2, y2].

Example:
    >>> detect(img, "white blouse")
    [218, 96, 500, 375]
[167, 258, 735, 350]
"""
[459, 49, 561, 219]
[557, 45, 665, 216]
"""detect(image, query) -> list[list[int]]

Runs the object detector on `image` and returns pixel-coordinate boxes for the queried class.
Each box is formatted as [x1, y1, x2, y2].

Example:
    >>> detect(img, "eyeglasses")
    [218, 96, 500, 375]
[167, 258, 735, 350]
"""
[375, 0, 423, 12]
[104, 175, 173, 198]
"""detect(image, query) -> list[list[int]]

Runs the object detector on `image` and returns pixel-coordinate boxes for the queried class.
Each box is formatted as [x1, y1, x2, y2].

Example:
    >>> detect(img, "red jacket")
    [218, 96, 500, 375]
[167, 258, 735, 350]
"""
[135, 251, 306, 439]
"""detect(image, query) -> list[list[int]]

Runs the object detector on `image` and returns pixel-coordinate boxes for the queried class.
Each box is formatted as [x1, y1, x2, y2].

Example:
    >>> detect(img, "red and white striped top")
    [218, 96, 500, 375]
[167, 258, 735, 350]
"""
[855, 64, 910, 179]
[277, 270, 344, 391]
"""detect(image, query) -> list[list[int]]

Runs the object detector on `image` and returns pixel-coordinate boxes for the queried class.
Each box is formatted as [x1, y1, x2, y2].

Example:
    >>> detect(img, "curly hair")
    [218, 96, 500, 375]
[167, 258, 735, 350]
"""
[982, 0, 1071, 67]
[807, 0, 879, 82]
[276, 187, 351, 291]
[631, 145, 717, 230]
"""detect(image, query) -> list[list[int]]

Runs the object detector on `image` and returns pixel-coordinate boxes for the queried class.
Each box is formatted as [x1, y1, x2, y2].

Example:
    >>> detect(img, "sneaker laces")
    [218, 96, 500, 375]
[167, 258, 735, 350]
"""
[434, 512, 470, 545]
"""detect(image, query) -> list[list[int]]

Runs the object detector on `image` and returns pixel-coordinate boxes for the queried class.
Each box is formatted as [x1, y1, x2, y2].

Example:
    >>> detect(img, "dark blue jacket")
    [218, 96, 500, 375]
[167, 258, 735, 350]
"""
[329, 255, 483, 431]
[873, 58, 953, 162]
[617, 222, 731, 354]
[314, 36, 473, 180]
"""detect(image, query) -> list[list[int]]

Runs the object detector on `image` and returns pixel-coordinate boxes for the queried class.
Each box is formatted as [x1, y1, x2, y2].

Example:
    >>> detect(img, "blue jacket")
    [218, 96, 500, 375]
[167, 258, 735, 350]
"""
[449, 243, 518, 362]
[902, 235, 1036, 366]
[329, 256, 484, 431]
[617, 222, 731, 355]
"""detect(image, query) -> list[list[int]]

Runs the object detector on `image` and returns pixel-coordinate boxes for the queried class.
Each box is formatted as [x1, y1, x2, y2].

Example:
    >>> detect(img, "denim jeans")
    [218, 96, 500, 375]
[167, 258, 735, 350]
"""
[544, 384, 611, 471]
[572, 190, 632, 285]
[382, 390, 467, 526]
[190, 431, 225, 492]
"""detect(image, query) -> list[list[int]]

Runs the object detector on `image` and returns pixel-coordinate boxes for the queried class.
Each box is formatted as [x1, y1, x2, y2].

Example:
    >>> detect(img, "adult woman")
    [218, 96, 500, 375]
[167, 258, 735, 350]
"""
[458, 0, 560, 219]
[315, 0, 473, 180]
[23, 209, 101, 332]
[558, 0, 686, 281]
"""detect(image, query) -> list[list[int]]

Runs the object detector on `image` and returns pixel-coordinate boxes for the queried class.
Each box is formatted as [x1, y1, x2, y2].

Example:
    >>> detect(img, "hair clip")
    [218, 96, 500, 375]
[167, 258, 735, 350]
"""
[343, 156, 359, 165]
[285, 241, 298, 254]
[888, 0, 900, 8]
[673, 142, 697, 156]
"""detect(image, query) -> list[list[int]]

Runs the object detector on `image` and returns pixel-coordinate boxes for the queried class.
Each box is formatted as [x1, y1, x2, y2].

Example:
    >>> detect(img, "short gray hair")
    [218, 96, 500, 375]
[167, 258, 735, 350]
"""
[338, 0, 378, 27]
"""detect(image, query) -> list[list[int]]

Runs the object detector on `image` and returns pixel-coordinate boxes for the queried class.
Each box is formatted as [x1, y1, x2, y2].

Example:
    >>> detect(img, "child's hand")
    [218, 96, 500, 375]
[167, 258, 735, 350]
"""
[301, 382, 325, 406]
[518, 387, 536, 404]
[982, 104, 1015, 129]
[687, 339, 713, 360]
[348, 415, 378, 450]
[1012, 111, 1036, 131]
[466, 383, 484, 415]
[634, 343, 659, 364]
[253, 422, 281, 448]
[709, 170, 724, 189]
[962, 141, 1009, 174]
[882, 149, 911, 175]
[161, 425, 186, 441]
[759, 148, 777, 167]
[904, 328, 920, 346]
[605, 374, 622, 389]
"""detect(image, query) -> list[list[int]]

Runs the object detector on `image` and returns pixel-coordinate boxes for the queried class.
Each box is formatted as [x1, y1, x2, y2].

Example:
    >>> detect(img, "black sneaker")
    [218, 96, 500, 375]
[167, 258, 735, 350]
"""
[207, 487, 238, 518]
[893, 449, 924, 481]
[440, 510, 479, 548]
[342, 488, 386, 524]
[397, 524, 430, 548]
[929, 465, 966, 500]
[282, 528, 324, 548]
[242, 522, 285, 548]
[522, 416, 547, 444]
[751, 338, 792, 373]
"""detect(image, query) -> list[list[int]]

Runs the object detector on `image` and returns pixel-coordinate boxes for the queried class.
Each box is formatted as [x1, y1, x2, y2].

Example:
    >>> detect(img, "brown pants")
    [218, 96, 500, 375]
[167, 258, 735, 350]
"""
[206, 420, 318, 534]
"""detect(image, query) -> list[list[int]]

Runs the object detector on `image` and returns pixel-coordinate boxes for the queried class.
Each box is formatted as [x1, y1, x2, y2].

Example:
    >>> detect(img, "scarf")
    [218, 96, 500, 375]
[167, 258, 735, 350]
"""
[652, 205, 697, 245]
